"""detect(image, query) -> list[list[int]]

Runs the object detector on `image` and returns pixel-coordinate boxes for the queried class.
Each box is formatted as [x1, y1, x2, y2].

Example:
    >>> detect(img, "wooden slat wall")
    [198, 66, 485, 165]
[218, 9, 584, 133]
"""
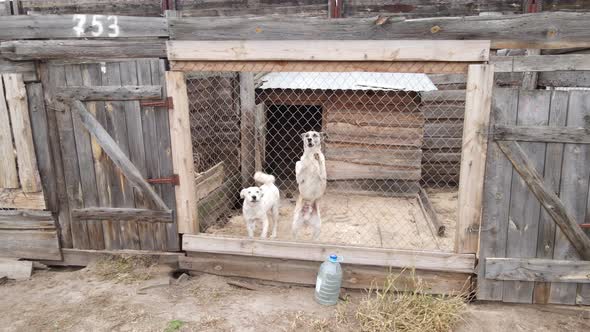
[42, 60, 178, 251]
[16, 0, 163, 16]
[479, 89, 590, 305]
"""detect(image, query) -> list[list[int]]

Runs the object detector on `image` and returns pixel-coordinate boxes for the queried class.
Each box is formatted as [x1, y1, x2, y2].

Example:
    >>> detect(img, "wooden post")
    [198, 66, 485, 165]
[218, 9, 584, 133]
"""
[240, 72, 256, 187]
[455, 64, 494, 254]
[166, 71, 198, 234]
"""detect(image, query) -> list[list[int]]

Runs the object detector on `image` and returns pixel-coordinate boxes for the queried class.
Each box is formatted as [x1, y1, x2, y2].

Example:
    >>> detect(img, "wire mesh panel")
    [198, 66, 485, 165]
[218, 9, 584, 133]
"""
[186, 68, 466, 252]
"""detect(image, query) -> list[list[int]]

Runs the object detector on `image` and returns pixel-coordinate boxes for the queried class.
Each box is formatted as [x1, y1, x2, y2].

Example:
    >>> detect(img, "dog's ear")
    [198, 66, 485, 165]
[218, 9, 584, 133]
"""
[258, 188, 264, 198]
[240, 189, 247, 199]
[300, 133, 306, 140]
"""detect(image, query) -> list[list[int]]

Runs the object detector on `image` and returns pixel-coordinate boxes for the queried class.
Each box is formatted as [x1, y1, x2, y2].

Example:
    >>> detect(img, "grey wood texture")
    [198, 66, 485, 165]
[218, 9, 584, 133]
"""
[71, 208, 173, 223]
[486, 258, 590, 283]
[55, 85, 162, 101]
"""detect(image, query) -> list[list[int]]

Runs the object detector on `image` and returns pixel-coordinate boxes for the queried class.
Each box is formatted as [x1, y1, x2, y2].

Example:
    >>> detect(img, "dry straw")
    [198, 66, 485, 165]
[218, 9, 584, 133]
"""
[355, 269, 468, 332]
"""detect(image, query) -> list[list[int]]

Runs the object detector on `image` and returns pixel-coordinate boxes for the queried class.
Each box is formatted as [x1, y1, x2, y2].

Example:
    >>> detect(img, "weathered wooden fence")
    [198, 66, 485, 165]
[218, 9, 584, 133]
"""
[478, 88, 590, 305]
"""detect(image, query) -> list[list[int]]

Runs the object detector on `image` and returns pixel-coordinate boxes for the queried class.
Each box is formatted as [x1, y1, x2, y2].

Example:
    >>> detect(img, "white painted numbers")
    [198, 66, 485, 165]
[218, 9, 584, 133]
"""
[72, 15, 120, 38]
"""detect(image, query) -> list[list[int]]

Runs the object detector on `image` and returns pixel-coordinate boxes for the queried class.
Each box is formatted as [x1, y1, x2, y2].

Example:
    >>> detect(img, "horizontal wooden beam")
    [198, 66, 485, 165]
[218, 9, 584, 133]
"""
[182, 234, 475, 273]
[0, 40, 166, 61]
[180, 253, 473, 295]
[492, 54, 590, 72]
[497, 140, 590, 260]
[69, 100, 169, 211]
[0, 230, 61, 260]
[0, 210, 55, 230]
[169, 60, 470, 74]
[167, 12, 590, 49]
[167, 40, 490, 62]
[0, 15, 167, 40]
[56, 85, 162, 101]
[39, 248, 184, 267]
[71, 208, 173, 223]
[420, 90, 466, 102]
[485, 258, 590, 283]
[494, 125, 590, 144]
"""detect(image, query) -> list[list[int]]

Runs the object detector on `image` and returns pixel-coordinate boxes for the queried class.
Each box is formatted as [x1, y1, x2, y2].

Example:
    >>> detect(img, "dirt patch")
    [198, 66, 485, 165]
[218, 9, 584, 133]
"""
[0, 267, 588, 332]
[206, 191, 457, 252]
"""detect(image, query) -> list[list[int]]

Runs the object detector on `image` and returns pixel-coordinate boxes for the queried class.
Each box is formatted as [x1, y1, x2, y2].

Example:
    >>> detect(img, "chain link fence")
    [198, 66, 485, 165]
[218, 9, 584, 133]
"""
[186, 67, 466, 252]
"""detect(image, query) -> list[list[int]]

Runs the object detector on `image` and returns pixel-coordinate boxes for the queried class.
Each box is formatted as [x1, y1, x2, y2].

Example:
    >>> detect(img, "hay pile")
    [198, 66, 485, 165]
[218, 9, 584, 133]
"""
[355, 271, 467, 332]
[89, 255, 157, 283]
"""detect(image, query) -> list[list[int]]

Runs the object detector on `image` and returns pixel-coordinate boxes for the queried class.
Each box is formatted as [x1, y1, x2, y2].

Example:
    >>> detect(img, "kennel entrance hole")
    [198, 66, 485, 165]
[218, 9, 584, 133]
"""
[264, 104, 323, 193]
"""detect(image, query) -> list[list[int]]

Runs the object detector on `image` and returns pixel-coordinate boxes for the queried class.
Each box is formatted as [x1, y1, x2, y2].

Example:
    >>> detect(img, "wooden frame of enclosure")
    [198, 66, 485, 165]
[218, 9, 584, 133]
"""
[163, 40, 493, 290]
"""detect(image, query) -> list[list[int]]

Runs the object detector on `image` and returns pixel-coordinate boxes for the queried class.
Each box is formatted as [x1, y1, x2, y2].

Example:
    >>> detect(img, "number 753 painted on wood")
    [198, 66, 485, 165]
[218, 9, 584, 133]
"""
[72, 14, 120, 38]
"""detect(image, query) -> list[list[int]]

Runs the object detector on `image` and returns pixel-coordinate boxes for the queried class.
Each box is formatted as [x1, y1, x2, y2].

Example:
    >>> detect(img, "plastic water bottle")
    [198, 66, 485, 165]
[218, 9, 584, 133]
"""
[314, 254, 343, 305]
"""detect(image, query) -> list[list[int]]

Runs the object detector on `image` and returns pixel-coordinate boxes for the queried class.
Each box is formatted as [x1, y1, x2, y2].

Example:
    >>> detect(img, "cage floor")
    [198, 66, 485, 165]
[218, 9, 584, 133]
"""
[205, 189, 457, 252]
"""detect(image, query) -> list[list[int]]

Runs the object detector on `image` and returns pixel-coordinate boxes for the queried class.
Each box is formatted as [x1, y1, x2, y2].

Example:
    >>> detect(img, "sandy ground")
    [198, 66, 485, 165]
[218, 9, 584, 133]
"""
[1, 266, 588, 332]
[206, 190, 458, 252]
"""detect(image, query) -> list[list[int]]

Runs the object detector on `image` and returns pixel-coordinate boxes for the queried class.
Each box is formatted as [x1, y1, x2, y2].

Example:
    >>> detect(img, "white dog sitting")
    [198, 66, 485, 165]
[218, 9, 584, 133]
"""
[292, 131, 327, 240]
[240, 172, 280, 239]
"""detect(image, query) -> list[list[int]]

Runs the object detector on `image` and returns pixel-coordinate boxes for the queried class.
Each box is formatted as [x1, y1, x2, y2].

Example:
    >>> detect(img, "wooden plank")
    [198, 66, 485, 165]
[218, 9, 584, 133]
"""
[486, 258, 590, 283]
[178, 4, 327, 18]
[167, 12, 590, 49]
[326, 160, 421, 181]
[167, 40, 490, 62]
[171, 60, 469, 74]
[0, 74, 18, 189]
[239, 72, 256, 187]
[538, 71, 590, 88]
[197, 175, 239, 230]
[325, 143, 422, 168]
[2, 74, 42, 193]
[493, 54, 590, 72]
[71, 208, 173, 223]
[0, 259, 33, 280]
[81, 62, 117, 250]
[0, 229, 61, 260]
[455, 64, 494, 254]
[153, 60, 178, 251]
[424, 123, 464, 138]
[420, 105, 464, 120]
[254, 103, 266, 172]
[550, 91, 590, 305]
[17, 0, 163, 16]
[0, 15, 167, 39]
[533, 91, 568, 304]
[166, 71, 198, 234]
[497, 140, 590, 261]
[27, 83, 58, 212]
[326, 110, 425, 129]
[55, 85, 162, 101]
[494, 125, 590, 143]
[418, 188, 445, 236]
[343, 0, 521, 18]
[183, 235, 476, 273]
[180, 253, 472, 295]
[136, 59, 158, 251]
[0, 210, 53, 221]
[66, 64, 101, 250]
[0, 59, 37, 82]
[40, 63, 73, 248]
[326, 122, 423, 147]
[420, 90, 466, 102]
[0, 40, 167, 61]
[119, 61, 146, 250]
[40, 248, 184, 267]
[502, 90, 551, 304]
[69, 100, 169, 212]
[195, 162, 225, 201]
[327, 179, 420, 195]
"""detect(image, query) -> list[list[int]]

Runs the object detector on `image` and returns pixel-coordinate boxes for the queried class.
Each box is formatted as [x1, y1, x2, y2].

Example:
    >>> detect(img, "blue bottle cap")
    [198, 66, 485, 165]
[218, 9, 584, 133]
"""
[329, 254, 338, 262]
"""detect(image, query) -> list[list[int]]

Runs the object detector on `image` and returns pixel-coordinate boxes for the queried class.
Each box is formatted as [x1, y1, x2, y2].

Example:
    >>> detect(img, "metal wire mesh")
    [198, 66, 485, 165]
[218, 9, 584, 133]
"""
[186, 67, 466, 252]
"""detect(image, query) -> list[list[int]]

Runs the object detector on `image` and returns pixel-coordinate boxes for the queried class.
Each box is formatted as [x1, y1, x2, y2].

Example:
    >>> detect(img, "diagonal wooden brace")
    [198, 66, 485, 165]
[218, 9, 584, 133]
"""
[69, 100, 170, 212]
[497, 140, 590, 260]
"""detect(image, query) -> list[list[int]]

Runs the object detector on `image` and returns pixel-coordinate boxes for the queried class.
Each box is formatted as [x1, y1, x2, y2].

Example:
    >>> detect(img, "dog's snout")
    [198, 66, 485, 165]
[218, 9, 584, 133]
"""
[251, 195, 258, 201]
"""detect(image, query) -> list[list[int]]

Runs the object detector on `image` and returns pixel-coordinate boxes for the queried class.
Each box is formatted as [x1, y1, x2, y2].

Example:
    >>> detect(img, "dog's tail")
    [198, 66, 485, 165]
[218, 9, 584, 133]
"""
[254, 171, 275, 185]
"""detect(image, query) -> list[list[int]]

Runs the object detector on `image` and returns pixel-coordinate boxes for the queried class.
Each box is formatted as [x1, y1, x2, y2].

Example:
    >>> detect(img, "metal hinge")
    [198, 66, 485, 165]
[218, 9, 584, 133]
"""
[147, 174, 179, 186]
[140, 96, 174, 109]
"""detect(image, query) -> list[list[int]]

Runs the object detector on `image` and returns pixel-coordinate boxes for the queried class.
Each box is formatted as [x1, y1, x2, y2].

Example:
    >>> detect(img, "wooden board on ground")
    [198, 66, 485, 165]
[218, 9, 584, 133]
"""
[180, 253, 472, 295]
[183, 234, 475, 273]
[0, 227, 61, 261]
[195, 162, 225, 201]
[40, 249, 184, 267]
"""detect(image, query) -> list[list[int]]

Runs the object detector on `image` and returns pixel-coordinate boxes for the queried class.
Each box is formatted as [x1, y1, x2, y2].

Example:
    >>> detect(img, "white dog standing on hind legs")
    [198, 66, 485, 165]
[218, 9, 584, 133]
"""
[240, 172, 280, 239]
[292, 131, 327, 240]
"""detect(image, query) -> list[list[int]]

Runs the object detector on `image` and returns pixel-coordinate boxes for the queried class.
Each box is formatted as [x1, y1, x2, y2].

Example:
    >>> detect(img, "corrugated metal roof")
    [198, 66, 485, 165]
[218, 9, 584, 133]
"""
[259, 72, 437, 92]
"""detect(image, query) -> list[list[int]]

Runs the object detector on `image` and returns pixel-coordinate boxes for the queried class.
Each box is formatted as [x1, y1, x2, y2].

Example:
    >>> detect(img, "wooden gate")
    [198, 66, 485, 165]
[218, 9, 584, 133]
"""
[42, 60, 179, 251]
[478, 88, 590, 305]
